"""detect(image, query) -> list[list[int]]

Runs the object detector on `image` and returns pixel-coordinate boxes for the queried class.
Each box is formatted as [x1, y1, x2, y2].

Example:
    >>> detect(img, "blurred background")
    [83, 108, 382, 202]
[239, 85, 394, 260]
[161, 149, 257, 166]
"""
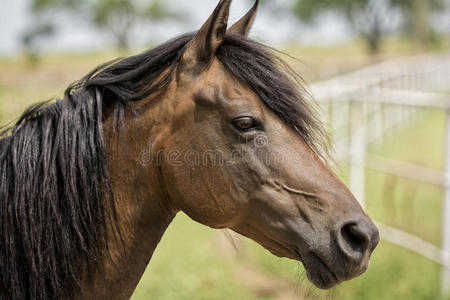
[1, 0, 450, 299]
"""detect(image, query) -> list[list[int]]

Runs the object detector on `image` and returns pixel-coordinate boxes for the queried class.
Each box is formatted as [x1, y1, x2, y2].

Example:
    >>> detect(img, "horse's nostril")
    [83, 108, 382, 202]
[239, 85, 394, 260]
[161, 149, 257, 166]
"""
[338, 220, 376, 262]
[341, 223, 369, 252]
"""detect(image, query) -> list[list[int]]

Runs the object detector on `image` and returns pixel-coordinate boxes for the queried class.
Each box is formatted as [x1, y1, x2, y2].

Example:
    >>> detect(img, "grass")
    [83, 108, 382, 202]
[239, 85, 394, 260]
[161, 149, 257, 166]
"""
[1, 44, 449, 299]
[131, 214, 260, 300]
[366, 110, 446, 245]
[283, 36, 450, 82]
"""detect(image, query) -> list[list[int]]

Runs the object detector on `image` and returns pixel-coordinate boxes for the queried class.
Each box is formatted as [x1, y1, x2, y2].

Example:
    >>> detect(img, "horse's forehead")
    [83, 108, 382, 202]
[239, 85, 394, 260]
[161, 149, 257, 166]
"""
[201, 59, 259, 103]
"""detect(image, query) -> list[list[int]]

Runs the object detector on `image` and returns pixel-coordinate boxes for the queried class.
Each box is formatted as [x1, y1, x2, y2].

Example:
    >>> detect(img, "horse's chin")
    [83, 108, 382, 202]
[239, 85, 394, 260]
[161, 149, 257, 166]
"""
[260, 243, 339, 289]
[242, 232, 367, 290]
[288, 247, 343, 289]
[300, 252, 341, 289]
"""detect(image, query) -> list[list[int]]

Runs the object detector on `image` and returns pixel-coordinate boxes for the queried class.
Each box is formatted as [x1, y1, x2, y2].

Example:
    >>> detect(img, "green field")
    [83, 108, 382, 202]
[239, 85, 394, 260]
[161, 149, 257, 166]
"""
[1, 46, 449, 299]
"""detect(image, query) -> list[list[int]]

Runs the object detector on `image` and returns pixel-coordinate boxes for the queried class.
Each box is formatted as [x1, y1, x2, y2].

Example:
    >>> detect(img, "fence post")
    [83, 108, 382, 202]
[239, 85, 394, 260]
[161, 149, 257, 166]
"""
[349, 100, 366, 207]
[441, 109, 450, 295]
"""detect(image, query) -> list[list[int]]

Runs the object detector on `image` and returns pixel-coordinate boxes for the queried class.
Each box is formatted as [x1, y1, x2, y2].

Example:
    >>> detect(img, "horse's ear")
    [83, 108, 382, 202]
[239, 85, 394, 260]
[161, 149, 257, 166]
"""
[179, 0, 231, 77]
[227, 0, 259, 37]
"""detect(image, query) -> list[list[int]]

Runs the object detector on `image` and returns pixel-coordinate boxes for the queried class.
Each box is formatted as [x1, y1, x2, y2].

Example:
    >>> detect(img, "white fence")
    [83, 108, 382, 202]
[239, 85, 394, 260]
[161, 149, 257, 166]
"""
[309, 53, 450, 294]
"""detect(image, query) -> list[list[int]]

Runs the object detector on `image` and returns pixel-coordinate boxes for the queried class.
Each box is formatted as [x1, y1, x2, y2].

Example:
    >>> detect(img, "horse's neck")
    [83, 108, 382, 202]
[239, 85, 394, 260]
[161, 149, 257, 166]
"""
[81, 98, 177, 299]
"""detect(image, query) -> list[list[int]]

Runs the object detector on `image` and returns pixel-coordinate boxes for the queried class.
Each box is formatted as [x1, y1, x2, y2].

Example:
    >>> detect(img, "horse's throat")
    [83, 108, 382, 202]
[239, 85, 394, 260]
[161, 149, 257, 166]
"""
[81, 201, 176, 300]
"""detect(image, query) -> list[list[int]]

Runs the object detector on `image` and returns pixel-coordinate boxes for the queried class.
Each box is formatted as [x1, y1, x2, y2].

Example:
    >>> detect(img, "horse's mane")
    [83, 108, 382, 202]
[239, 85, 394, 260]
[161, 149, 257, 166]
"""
[0, 33, 325, 299]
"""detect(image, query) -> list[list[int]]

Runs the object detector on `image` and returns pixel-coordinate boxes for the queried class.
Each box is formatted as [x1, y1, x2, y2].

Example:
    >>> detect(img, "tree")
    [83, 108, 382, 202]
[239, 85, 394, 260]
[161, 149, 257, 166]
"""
[21, 22, 54, 64]
[29, 0, 181, 52]
[291, 0, 444, 54]
[391, 0, 444, 49]
[292, 0, 394, 54]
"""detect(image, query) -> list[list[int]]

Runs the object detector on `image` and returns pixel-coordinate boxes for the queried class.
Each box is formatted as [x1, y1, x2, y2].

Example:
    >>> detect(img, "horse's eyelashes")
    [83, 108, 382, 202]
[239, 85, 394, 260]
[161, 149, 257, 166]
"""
[232, 117, 258, 131]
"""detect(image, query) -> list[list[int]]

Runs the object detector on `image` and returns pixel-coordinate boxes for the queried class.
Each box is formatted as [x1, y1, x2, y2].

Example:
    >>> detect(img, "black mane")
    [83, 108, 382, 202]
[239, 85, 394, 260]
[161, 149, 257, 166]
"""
[0, 33, 325, 300]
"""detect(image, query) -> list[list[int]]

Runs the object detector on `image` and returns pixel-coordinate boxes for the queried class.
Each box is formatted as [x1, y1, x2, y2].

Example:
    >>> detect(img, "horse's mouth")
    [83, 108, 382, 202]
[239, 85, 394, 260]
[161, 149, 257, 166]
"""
[294, 249, 340, 289]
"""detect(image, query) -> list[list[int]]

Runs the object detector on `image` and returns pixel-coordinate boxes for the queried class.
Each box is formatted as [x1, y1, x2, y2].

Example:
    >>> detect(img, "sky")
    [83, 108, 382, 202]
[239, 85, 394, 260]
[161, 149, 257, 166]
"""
[0, 0, 352, 56]
[0, 0, 449, 57]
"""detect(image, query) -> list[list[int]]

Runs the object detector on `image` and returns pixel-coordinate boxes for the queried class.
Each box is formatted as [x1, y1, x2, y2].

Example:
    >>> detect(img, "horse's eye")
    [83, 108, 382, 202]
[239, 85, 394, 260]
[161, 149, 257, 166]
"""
[233, 117, 258, 131]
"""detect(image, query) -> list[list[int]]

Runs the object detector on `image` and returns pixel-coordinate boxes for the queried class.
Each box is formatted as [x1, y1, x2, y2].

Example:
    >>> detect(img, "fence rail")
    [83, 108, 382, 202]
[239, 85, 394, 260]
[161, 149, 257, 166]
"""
[308, 52, 450, 294]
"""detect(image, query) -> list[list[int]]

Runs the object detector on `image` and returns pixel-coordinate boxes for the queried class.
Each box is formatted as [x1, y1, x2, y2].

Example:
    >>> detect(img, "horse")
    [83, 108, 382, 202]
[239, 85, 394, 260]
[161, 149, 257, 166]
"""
[0, 0, 379, 299]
